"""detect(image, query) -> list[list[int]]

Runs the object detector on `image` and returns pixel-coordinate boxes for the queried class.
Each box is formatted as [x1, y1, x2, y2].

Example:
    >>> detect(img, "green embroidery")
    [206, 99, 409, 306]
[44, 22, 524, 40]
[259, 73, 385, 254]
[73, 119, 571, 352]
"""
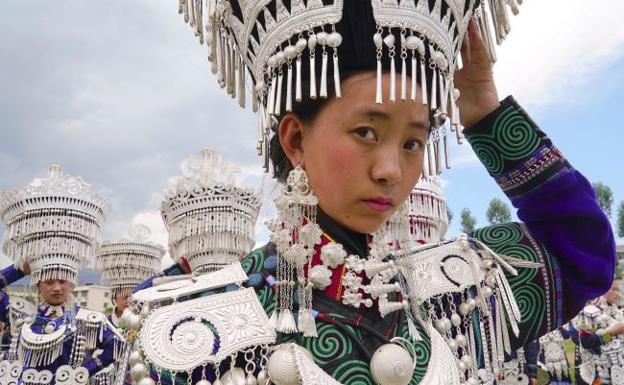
[241, 248, 265, 274]
[469, 107, 541, 176]
[333, 360, 375, 385]
[397, 320, 431, 384]
[302, 322, 355, 364]
[473, 223, 546, 346]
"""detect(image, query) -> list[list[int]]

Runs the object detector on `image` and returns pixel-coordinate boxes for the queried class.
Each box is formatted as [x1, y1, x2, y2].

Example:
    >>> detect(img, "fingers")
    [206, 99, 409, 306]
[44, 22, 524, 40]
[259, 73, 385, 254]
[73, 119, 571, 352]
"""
[460, 33, 471, 65]
[468, 18, 492, 63]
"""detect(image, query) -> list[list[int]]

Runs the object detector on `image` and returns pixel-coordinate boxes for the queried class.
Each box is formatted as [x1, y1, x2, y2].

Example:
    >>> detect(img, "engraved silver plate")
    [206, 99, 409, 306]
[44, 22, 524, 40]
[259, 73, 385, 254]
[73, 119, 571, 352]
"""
[54, 365, 89, 385]
[132, 262, 249, 304]
[139, 288, 275, 372]
[396, 241, 484, 302]
[0, 361, 22, 385]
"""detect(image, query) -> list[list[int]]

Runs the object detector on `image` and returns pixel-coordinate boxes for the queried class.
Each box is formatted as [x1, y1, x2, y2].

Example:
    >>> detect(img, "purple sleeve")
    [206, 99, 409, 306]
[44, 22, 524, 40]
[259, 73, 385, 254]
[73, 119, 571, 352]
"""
[0, 265, 25, 289]
[1, 292, 8, 324]
[466, 96, 615, 332]
[83, 327, 124, 375]
[512, 170, 615, 320]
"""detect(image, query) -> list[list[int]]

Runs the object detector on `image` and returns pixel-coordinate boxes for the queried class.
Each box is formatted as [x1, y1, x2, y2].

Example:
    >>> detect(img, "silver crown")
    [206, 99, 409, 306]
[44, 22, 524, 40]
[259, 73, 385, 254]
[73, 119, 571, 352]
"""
[161, 148, 262, 273]
[408, 174, 448, 243]
[179, 0, 520, 171]
[95, 225, 165, 296]
[0, 165, 111, 284]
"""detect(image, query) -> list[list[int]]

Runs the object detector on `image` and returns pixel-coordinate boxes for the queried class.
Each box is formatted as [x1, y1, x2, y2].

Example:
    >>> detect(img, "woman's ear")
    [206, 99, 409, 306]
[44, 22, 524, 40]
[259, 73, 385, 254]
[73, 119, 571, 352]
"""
[278, 113, 305, 168]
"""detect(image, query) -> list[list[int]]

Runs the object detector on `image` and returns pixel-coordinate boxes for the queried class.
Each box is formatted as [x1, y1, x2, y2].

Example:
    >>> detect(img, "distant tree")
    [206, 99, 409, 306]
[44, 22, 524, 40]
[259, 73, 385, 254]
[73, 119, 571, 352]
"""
[617, 200, 624, 238]
[486, 198, 512, 225]
[460, 208, 477, 234]
[446, 206, 453, 225]
[593, 182, 614, 218]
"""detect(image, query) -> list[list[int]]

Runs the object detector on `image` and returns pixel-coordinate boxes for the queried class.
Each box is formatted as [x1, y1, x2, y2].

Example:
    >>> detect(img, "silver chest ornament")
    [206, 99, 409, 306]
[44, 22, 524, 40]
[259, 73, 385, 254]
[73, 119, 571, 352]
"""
[539, 330, 568, 380]
[127, 263, 276, 385]
[396, 237, 537, 385]
[499, 348, 529, 385]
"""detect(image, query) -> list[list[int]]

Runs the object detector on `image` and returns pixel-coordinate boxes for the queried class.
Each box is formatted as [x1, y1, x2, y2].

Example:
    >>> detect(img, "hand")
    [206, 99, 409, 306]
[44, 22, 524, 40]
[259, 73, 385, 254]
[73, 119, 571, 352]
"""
[20, 262, 31, 276]
[454, 19, 500, 129]
[606, 323, 624, 337]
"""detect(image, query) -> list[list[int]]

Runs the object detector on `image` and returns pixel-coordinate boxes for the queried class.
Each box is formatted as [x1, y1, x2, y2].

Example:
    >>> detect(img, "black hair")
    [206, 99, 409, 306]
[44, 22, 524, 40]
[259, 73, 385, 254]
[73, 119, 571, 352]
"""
[261, 1, 441, 182]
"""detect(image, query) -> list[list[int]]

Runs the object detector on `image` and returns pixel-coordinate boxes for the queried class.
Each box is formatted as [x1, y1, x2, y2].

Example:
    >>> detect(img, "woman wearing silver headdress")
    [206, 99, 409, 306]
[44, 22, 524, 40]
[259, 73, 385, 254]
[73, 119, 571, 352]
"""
[0, 165, 125, 385]
[122, 2, 616, 385]
[570, 285, 624, 385]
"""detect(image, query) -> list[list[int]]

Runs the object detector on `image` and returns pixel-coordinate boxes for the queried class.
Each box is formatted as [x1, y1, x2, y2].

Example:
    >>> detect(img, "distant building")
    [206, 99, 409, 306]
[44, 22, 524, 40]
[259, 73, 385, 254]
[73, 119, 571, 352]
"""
[73, 284, 112, 314]
[5, 284, 112, 314]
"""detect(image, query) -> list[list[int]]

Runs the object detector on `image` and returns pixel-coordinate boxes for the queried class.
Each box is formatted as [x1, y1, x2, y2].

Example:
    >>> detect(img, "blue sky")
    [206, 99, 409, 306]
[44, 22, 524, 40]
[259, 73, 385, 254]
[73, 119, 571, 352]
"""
[1, 0, 623, 269]
[444, 56, 624, 236]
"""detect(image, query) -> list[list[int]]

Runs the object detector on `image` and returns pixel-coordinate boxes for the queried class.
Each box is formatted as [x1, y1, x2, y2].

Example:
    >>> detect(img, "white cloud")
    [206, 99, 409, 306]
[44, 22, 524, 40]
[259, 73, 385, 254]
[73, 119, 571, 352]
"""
[128, 210, 174, 269]
[495, 0, 624, 106]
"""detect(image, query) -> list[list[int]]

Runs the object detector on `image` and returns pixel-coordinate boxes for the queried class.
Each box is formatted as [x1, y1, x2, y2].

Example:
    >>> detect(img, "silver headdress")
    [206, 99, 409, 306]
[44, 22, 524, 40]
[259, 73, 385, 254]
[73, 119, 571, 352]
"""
[0, 165, 110, 285]
[178, 0, 520, 172]
[407, 174, 448, 244]
[161, 148, 262, 273]
[95, 224, 165, 297]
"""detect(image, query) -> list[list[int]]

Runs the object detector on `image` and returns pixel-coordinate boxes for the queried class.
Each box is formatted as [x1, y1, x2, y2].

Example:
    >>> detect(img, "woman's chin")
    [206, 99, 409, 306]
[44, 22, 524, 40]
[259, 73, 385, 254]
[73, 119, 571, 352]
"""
[341, 215, 389, 235]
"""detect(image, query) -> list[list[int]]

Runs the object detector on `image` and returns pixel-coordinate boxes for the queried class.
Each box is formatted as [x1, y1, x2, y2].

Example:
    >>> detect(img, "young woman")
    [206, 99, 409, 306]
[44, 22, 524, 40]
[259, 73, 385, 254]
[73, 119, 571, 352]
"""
[139, 2, 616, 385]
[0, 165, 124, 385]
[0, 263, 124, 384]
[237, 6, 614, 385]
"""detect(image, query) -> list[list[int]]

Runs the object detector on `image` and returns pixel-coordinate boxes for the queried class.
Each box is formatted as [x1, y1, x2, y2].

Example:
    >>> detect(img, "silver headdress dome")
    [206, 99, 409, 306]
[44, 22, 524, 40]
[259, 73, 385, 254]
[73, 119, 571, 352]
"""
[0, 165, 111, 285]
[407, 174, 448, 244]
[161, 148, 262, 273]
[177, 0, 520, 172]
[95, 224, 165, 297]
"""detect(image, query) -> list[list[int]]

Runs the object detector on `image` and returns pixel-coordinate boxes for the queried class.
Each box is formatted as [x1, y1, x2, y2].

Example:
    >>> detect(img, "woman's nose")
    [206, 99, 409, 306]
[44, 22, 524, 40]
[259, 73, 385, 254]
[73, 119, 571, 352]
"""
[371, 149, 401, 185]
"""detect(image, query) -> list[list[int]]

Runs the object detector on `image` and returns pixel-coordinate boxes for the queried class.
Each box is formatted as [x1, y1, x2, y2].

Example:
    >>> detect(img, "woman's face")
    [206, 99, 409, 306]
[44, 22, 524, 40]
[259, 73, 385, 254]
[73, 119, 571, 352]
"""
[38, 279, 74, 306]
[291, 72, 429, 234]
[114, 292, 129, 313]
[605, 284, 620, 305]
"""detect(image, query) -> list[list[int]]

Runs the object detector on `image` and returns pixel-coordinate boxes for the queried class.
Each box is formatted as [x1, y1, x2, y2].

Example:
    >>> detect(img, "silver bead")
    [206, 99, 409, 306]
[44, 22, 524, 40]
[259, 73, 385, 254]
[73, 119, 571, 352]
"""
[257, 370, 269, 385]
[246, 375, 257, 385]
[450, 313, 462, 327]
[483, 287, 493, 298]
[435, 319, 449, 333]
[130, 363, 149, 381]
[128, 350, 142, 366]
[138, 378, 156, 385]
[44, 322, 55, 334]
[460, 355, 472, 367]
[267, 348, 300, 385]
[485, 275, 497, 287]
[459, 303, 470, 316]
[370, 343, 414, 385]
[456, 334, 468, 347]
[447, 339, 458, 351]
[466, 298, 476, 310]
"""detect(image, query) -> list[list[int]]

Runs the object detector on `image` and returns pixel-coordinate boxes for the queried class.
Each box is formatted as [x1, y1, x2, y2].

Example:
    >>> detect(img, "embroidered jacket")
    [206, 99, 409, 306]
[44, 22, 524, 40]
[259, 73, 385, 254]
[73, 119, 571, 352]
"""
[0, 265, 125, 385]
[136, 97, 615, 385]
[238, 96, 615, 385]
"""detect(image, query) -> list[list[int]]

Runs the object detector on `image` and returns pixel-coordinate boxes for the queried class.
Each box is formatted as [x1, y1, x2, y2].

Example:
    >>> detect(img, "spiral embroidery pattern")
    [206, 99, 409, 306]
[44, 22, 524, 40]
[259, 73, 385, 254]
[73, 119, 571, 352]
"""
[333, 360, 375, 385]
[473, 223, 546, 346]
[469, 106, 540, 176]
[303, 322, 354, 364]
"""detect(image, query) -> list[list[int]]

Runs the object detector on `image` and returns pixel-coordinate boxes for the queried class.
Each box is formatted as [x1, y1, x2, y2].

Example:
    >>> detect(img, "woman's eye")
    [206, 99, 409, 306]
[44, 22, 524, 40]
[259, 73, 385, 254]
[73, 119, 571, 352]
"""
[354, 127, 377, 141]
[404, 139, 423, 152]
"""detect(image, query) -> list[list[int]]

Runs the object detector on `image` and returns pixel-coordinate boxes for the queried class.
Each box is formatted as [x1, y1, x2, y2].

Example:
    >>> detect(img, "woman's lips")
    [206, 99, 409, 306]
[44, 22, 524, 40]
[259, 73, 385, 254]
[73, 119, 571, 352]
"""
[363, 198, 394, 213]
